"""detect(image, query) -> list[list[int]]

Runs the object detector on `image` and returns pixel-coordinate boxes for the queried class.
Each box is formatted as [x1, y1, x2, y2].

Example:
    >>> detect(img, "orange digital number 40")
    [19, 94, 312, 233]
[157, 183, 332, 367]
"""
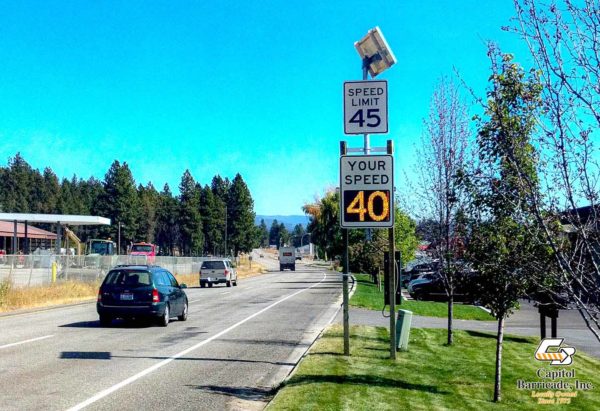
[346, 190, 389, 222]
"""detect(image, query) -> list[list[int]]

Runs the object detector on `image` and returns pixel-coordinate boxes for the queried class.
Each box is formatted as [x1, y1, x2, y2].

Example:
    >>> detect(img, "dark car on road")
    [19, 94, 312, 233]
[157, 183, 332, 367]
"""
[97, 265, 188, 327]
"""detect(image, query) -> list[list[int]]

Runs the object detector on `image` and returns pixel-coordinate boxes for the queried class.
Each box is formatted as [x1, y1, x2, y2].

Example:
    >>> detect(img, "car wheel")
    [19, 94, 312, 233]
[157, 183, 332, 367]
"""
[226, 279, 232, 287]
[178, 301, 188, 321]
[158, 304, 170, 327]
[280, 265, 283, 271]
[233, 279, 238, 286]
[200, 282, 205, 288]
[99, 315, 112, 327]
[208, 282, 213, 288]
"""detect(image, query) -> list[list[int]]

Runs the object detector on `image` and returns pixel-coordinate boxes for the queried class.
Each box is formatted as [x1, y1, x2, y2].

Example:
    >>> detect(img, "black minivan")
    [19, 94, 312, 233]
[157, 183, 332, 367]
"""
[97, 265, 188, 327]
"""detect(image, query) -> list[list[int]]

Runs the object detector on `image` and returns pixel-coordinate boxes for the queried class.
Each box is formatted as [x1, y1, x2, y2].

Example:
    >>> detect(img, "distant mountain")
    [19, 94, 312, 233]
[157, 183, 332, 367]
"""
[255, 215, 310, 230]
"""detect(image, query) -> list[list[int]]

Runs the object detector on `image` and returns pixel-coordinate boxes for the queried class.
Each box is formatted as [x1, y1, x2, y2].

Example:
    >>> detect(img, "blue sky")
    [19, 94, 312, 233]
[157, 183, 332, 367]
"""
[0, 1, 532, 215]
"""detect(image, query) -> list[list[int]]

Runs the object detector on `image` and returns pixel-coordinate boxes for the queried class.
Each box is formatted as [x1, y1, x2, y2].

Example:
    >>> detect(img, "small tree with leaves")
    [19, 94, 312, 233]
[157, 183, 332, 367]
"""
[462, 49, 553, 402]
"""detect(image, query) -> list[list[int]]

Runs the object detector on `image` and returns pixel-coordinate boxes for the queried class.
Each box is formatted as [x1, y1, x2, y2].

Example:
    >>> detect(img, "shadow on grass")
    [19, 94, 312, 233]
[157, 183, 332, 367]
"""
[284, 374, 448, 394]
[324, 332, 389, 344]
[465, 330, 533, 344]
[187, 385, 275, 401]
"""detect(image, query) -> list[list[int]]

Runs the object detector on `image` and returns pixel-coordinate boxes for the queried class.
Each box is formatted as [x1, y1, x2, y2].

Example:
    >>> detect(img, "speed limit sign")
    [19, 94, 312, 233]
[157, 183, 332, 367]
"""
[343, 80, 388, 134]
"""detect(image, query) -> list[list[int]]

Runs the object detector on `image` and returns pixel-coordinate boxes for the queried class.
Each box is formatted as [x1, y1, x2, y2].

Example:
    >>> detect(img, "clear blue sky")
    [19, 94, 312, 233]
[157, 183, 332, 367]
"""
[0, 1, 532, 216]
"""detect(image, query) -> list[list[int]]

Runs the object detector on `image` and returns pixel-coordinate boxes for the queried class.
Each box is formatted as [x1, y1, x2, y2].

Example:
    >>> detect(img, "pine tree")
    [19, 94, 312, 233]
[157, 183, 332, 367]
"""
[3, 153, 34, 212]
[200, 185, 224, 255]
[226, 173, 257, 254]
[291, 223, 306, 247]
[39, 167, 60, 214]
[155, 184, 180, 255]
[278, 223, 290, 247]
[96, 160, 140, 251]
[211, 175, 229, 255]
[258, 219, 269, 248]
[137, 182, 159, 243]
[178, 170, 203, 256]
[269, 219, 280, 247]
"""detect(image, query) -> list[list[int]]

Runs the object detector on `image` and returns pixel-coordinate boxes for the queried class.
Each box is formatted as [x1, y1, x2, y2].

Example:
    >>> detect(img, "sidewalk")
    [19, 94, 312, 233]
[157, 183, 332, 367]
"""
[335, 301, 600, 359]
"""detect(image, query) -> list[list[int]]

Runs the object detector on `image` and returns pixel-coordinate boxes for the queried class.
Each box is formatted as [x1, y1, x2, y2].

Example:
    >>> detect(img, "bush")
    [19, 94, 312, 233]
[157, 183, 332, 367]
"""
[0, 279, 11, 307]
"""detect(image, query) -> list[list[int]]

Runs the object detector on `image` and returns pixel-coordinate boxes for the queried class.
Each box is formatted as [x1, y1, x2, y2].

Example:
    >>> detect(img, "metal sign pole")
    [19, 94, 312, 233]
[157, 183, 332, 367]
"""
[362, 60, 370, 155]
[343, 228, 350, 356]
[388, 140, 397, 359]
[340, 141, 350, 356]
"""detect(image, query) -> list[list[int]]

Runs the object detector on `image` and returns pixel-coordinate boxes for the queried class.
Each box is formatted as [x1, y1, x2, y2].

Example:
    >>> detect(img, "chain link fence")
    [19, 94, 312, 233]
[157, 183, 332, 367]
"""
[0, 254, 207, 288]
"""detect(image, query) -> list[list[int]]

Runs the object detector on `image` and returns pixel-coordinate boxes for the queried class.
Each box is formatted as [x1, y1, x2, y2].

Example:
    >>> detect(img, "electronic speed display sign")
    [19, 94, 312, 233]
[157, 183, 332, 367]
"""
[340, 155, 394, 228]
[344, 80, 388, 134]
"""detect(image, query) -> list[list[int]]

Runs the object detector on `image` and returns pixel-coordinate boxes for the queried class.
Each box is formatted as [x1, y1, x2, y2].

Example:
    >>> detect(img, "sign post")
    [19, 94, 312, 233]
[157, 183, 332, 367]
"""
[342, 26, 397, 360]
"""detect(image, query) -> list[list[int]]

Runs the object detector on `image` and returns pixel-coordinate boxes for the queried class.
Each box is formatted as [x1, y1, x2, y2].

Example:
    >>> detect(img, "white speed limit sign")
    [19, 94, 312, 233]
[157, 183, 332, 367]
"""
[343, 80, 388, 135]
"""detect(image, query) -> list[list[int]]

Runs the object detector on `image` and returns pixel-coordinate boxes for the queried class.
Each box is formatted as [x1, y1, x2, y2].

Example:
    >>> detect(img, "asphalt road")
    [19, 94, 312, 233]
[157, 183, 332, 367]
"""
[0, 265, 342, 411]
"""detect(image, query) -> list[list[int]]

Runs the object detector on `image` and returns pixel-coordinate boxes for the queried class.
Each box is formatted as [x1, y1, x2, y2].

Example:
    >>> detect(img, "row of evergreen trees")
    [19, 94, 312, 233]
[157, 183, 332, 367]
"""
[0, 153, 258, 256]
[256, 218, 308, 249]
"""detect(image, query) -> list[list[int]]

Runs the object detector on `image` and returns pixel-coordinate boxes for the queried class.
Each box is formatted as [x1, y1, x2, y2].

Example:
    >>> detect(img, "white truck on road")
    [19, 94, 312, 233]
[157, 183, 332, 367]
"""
[279, 247, 296, 271]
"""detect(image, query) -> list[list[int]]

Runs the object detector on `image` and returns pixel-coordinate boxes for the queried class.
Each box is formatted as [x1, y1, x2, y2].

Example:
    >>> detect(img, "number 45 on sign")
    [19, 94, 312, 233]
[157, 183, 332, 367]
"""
[344, 80, 388, 135]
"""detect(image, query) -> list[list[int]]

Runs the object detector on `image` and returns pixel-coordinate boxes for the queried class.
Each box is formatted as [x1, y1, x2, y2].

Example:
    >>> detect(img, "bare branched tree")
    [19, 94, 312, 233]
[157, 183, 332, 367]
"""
[505, 0, 600, 341]
[415, 78, 470, 345]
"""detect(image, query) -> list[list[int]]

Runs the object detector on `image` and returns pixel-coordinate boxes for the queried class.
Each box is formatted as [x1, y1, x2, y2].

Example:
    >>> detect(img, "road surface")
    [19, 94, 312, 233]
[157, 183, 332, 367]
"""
[0, 266, 342, 411]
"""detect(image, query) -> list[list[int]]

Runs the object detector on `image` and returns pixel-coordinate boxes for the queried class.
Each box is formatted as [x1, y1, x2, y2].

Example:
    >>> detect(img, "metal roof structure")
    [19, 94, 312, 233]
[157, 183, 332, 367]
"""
[0, 213, 111, 254]
[0, 221, 56, 239]
[0, 213, 110, 226]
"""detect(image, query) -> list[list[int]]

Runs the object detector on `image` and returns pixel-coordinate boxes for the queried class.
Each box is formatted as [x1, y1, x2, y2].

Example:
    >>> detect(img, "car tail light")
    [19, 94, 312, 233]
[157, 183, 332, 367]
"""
[97, 290, 102, 302]
[224, 269, 230, 276]
[152, 289, 160, 302]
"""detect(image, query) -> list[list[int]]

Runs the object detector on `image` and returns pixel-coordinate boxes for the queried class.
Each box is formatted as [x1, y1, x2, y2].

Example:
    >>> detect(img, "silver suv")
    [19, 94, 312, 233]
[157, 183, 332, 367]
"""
[200, 259, 238, 288]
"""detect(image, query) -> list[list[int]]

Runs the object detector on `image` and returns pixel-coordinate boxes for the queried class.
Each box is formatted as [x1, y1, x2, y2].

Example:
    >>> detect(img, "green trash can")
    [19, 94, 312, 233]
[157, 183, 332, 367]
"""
[396, 309, 413, 351]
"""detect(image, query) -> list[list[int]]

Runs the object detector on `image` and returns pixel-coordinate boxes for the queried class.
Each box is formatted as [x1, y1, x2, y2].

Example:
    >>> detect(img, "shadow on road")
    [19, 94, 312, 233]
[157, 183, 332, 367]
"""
[60, 351, 111, 360]
[59, 319, 160, 329]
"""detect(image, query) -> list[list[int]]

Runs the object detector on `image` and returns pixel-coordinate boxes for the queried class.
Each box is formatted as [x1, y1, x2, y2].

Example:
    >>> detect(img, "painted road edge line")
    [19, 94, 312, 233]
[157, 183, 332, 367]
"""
[65, 272, 327, 411]
[0, 335, 54, 350]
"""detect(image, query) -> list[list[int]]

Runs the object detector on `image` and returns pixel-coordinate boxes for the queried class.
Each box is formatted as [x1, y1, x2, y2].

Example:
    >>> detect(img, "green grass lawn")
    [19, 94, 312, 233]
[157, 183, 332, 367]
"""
[267, 325, 600, 411]
[350, 274, 494, 321]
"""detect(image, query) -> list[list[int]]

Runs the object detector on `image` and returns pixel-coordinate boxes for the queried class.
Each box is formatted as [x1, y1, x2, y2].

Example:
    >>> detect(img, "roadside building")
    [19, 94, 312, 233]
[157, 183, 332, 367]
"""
[0, 220, 56, 254]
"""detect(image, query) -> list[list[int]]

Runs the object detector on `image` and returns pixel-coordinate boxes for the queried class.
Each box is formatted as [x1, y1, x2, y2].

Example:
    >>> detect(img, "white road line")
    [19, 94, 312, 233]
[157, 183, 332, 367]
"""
[0, 335, 54, 350]
[66, 272, 327, 411]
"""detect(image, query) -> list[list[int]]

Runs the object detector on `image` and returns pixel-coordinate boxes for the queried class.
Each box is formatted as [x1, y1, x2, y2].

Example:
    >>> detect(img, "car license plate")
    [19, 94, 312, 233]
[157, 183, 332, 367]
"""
[120, 293, 133, 301]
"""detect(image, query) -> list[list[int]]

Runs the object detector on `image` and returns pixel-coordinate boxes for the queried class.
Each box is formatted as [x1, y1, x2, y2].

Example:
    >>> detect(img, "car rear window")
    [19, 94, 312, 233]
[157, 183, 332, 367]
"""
[201, 261, 225, 269]
[104, 270, 152, 287]
[283, 252, 292, 256]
